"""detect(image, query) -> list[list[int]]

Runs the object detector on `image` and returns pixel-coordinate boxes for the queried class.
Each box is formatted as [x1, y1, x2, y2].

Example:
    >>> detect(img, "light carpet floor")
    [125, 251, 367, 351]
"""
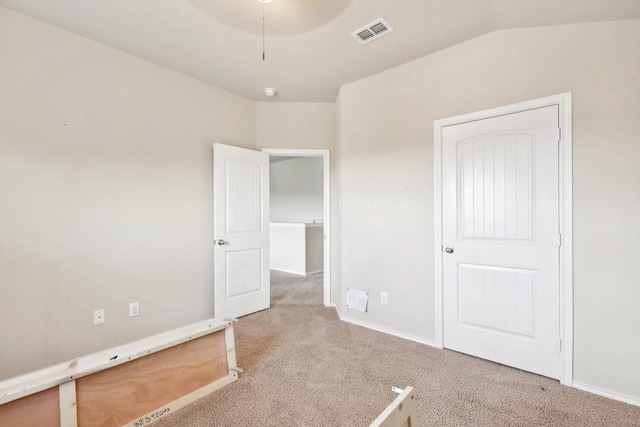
[153, 270, 640, 426]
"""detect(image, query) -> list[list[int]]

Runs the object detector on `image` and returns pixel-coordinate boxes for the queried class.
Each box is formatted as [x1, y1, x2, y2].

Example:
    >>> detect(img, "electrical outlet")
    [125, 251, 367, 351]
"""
[380, 292, 388, 305]
[129, 302, 139, 317]
[93, 309, 105, 325]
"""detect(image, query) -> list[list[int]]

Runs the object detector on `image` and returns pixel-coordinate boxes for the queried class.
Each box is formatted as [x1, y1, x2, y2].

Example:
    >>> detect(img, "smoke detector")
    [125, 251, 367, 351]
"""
[351, 18, 394, 44]
[264, 88, 277, 97]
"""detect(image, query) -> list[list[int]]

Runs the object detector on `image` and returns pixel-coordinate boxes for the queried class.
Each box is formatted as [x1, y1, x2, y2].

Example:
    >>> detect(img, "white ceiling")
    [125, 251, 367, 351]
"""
[2, 0, 639, 102]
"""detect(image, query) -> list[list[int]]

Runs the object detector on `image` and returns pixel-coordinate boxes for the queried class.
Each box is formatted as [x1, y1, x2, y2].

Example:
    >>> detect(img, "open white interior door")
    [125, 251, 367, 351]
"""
[213, 143, 269, 318]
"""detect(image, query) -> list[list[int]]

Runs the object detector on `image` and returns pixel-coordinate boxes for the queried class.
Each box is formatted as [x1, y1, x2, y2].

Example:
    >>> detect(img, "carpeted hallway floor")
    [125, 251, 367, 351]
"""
[153, 270, 640, 426]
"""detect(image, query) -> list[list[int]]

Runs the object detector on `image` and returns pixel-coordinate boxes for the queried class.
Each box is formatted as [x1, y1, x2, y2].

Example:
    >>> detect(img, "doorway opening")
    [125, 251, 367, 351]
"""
[262, 149, 331, 307]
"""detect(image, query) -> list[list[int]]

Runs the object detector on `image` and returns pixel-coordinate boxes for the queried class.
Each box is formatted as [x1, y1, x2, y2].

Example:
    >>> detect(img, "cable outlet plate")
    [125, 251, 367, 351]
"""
[93, 309, 105, 325]
[129, 302, 140, 317]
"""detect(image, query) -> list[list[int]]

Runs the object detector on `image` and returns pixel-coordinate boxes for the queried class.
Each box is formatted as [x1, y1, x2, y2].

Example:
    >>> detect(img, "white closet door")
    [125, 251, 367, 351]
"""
[442, 106, 561, 379]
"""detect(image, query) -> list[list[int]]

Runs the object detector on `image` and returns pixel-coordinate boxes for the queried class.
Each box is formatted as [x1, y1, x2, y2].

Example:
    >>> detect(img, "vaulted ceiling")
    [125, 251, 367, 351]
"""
[2, 0, 639, 102]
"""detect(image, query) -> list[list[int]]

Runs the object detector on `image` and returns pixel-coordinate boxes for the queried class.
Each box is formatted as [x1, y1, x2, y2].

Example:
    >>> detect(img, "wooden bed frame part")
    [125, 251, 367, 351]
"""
[0, 317, 239, 427]
[370, 386, 417, 427]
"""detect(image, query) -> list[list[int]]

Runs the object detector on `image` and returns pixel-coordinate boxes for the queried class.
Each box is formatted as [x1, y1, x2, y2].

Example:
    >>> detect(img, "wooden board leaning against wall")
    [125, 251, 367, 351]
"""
[0, 317, 239, 427]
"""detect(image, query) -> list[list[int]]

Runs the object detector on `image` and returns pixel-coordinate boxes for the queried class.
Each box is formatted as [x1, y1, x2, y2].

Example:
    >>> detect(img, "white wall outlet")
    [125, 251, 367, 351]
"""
[129, 302, 139, 317]
[93, 309, 105, 325]
[380, 292, 388, 305]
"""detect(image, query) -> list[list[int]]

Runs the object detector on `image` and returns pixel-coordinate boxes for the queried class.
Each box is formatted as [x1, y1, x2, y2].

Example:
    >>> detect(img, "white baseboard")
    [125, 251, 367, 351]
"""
[328, 307, 639, 408]
[331, 306, 438, 348]
[270, 267, 323, 276]
[572, 381, 640, 407]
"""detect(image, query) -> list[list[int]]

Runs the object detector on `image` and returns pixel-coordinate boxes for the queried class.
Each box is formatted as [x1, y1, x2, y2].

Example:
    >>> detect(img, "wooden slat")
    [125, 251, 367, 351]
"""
[0, 386, 60, 427]
[370, 387, 417, 427]
[59, 380, 78, 427]
[225, 324, 238, 372]
[76, 330, 229, 427]
[121, 373, 237, 427]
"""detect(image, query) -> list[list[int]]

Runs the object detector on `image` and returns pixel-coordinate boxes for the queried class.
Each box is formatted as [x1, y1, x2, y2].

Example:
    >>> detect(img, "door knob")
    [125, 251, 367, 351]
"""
[217, 239, 226, 246]
[445, 247, 454, 254]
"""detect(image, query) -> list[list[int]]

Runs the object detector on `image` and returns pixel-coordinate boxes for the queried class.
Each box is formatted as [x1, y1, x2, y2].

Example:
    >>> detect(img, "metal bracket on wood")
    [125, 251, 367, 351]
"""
[224, 317, 239, 323]
[229, 367, 244, 373]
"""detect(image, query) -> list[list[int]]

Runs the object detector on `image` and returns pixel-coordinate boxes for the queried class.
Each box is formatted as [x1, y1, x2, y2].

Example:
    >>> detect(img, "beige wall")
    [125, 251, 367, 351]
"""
[256, 102, 335, 150]
[0, 8, 256, 379]
[255, 102, 336, 231]
[336, 20, 640, 400]
[270, 157, 324, 223]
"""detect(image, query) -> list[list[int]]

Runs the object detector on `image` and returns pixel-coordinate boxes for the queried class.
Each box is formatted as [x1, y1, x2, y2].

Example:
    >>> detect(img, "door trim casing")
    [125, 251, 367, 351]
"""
[433, 92, 573, 385]
[262, 149, 331, 307]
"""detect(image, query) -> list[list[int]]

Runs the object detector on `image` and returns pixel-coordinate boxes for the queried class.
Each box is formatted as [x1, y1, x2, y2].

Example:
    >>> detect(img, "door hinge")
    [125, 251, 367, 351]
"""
[557, 128, 561, 142]
[558, 339, 563, 353]
[557, 233, 562, 247]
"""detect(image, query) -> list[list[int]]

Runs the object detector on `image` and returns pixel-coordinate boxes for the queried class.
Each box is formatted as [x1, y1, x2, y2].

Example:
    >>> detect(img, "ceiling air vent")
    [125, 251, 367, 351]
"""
[351, 18, 394, 44]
